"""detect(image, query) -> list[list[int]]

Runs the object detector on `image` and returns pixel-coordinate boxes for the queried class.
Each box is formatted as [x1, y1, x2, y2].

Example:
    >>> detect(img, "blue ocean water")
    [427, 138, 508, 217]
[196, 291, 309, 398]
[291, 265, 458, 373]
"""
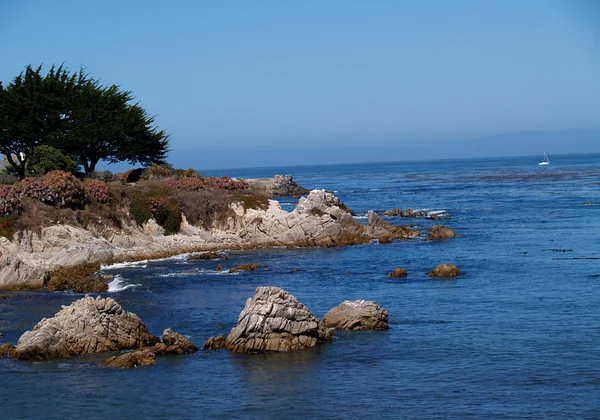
[1, 154, 599, 419]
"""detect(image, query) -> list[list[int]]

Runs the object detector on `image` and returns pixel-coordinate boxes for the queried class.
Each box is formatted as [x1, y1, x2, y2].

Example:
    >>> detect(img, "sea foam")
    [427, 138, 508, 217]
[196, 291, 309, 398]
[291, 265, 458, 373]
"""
[107, 275, 142, 293]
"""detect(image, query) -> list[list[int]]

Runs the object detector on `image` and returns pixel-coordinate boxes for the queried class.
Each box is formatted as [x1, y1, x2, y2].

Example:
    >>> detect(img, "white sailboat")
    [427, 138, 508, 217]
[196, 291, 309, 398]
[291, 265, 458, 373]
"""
[538, 152, 550, 166]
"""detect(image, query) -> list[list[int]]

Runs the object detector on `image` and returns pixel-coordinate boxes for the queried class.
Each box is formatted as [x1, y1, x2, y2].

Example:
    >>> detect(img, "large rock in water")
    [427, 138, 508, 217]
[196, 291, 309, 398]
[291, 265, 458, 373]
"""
[153, 328, 198, 355]
[102, 349, 156, 369]
[323, 300, 389, 330]
[428, 264, 462, 277]
[367, 211, 421, 240]
[13, 295, 159, 360]
[427, 225, 456, 240]
[225, 286, 332, 353]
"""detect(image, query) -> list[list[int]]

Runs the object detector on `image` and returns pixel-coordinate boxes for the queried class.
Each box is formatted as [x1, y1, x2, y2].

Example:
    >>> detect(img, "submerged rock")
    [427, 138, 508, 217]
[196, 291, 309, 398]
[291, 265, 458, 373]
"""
[102, 349, 156, 369]
[428, 264, 462, 277]
[204, 335, 226, 350]
[388, 268, 408, 278]
[427, 225, 456, 240]
[229, 264, 261, 273]
[323, 300, 389, 331]
[382, 208, 428, 218]
[0, 343, 16, 358]
[225, 286, 332, 353]
[188, 252, 228, 261]
[13, 295, 159, 360]
[153, 328, 198, 355]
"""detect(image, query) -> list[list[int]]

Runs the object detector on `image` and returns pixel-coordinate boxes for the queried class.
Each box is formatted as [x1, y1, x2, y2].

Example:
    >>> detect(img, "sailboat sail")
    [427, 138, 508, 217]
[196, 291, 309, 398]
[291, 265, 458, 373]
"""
[539, 152, 550, 166]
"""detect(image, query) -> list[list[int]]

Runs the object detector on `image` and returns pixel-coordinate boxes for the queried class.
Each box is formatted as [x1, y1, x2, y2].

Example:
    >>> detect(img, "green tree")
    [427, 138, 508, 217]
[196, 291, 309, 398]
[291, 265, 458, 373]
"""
[26, 145, 80, 176]
[0, 64, 169, 178]
[0, 65, 78, 179]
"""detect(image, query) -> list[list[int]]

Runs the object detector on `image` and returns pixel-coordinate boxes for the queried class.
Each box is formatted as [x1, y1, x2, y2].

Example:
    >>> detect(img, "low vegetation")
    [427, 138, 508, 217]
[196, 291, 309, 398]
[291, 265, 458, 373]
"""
[0, 164, 262, 239]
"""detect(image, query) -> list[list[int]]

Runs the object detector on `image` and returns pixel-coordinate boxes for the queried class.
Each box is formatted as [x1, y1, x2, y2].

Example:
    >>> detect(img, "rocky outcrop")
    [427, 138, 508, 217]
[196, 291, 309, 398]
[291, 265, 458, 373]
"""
[102, 349, 156, 369]
[204, 335, 226, 350]
[427, 225, 456, 240]
[323, 300, 389, 330]
[188, 251, 228, 260]
[153, 328, 198, 355]
[0, 343, 16, 358]
[247, 175, 309, 197]
[367, 211, 421, 241]
[225, 286, 332, 353]
[388, 267, 407, 278]
[13, 296, 159, 360]
[382, 208, 428, 218]
[428, 264, 461, 277]
[46, 263, 108, 293]
[224, 190, 371, 247]
[229, 263, 261, 273]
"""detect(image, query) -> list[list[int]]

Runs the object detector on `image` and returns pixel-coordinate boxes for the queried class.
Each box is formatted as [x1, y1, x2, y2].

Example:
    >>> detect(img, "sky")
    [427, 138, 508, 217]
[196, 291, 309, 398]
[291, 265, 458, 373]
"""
[1, 0, 599, 169]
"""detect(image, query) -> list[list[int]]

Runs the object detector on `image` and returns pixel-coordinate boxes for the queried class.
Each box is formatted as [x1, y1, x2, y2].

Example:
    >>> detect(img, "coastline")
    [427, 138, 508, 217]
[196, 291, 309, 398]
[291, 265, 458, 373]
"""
[0, 178, 442, 292]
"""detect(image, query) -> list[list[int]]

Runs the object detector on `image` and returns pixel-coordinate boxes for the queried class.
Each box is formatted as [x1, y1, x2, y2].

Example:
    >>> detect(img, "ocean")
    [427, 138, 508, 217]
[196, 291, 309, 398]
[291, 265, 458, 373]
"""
[1, 153, 599, 419]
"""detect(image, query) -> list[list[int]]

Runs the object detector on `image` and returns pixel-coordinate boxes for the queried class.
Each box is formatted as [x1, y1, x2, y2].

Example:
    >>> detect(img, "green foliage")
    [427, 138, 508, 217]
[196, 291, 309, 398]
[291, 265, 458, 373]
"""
[141, 163, 174, 180]
[26, 145, 79, 176]
[128, 189, 181, 235]
[0, 64, 170, 178]
[87, 170, 114, 182]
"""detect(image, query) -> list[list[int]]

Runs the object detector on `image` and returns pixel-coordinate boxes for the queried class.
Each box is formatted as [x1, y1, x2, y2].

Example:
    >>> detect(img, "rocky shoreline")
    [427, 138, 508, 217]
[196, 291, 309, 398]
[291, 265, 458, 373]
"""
[0, 178, 456, 292]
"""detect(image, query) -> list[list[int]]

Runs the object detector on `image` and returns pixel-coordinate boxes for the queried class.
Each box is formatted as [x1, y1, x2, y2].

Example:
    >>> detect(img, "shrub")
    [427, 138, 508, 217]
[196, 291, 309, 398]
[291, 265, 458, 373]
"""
[216, 176, 249, 190]
[129, 189, 181, 235]
[43, 170, 88, 209]
[0, 185, 23, 216]
[18, 177, 58, 203]
[26, 145, 80, 176]
[163, 177, 205, 191]
[149, 196, 182, 234]
[88, 171, 115, 183]
[0, 216, 15, 240]
[141, 164, 174, 180]
[84, 180, 112, 203]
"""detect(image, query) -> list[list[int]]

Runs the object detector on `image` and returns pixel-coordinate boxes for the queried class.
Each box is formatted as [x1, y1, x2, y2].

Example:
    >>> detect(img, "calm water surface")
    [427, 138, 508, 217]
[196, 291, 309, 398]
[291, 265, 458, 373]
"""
[1, 154, 599, 419]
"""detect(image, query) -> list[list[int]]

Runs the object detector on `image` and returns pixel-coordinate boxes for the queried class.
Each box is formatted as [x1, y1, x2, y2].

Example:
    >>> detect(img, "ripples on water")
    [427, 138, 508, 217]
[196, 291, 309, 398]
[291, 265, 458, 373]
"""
[1, 154, 600, 419]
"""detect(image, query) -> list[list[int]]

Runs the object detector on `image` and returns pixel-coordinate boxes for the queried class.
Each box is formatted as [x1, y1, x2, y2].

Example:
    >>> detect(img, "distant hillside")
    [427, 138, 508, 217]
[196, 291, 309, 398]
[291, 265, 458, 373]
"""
[439, 128, 600, 159]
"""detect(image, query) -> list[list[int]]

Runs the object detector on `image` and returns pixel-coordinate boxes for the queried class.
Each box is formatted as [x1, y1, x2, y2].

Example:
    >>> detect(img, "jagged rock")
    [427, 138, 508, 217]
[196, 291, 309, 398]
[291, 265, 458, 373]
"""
[188, 251, 228, 260]
[427, 225, 456, 240]
[225, 286, 332, 353]
[13, 296, 159, 360]
[382, 208, 427, 218]
[204, 335, 226, 350]
[367, 211, 421, 240]
[102, 349, 156, 369]
[229, 264, 261, 273]
[153, 328, 198, 355]
[215, 264, 223, 271]
[388, 268, 407, 278]
[428, 264, 461, 277]
[0, 343, 16, 358]
[247, 175, 309, 198]
[323, 300, 389, 330]
[46, 263, 108, 293]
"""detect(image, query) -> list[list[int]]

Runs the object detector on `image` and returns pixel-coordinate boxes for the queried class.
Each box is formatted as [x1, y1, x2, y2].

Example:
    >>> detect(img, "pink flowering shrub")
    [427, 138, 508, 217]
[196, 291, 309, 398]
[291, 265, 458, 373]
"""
[84, 179, 112, 203]
[0, 185, 23, 216]
[43, 170, 88, 209]
[18, 177, 58, 203]
[215, 176, 249, 190]
[163, 177, 205, 191]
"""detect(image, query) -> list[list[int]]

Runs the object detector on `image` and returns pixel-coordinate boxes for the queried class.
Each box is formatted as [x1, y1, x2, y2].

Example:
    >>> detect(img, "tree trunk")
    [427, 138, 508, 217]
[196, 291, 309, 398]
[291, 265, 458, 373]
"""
[5, 153, 25, 180]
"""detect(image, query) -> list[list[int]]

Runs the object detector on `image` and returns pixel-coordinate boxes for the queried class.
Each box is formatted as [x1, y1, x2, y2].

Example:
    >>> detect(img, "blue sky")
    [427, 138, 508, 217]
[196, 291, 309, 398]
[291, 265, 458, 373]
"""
[1, 1, 599, 169]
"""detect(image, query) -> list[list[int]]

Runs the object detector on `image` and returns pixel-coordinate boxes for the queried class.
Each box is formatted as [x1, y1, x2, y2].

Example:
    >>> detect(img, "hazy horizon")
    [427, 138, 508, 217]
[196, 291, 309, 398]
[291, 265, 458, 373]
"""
[1, 1, 599, 169]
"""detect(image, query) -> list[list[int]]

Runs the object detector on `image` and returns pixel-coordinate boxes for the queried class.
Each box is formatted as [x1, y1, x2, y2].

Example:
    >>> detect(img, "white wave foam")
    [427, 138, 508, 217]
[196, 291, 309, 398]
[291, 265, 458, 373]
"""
[101, 260, 149, 270]
[107, 275, 142, 293]
[353, 215, 368, 220]
[428, 210, 447, 216]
